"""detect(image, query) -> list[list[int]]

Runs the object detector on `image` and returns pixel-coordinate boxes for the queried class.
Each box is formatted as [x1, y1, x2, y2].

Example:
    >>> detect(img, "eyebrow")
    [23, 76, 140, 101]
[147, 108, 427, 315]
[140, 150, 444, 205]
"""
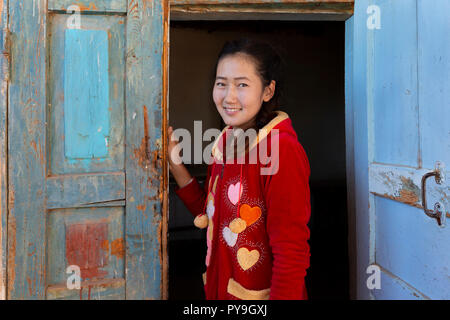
[215, 76, 250, 81]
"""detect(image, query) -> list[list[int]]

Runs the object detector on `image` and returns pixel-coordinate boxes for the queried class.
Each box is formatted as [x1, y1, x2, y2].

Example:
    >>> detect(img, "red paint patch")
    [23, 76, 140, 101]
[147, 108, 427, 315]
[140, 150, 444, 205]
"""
[66, 223, 109, 280]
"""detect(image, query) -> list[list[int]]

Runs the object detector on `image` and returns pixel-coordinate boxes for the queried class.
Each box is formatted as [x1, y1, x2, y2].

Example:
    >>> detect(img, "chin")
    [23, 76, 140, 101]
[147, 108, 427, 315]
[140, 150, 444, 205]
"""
[223, 117, 244, 128]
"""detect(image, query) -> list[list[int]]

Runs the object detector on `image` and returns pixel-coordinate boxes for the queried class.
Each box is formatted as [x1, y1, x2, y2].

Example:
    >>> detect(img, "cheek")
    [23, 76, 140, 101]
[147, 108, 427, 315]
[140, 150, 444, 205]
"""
[240, 90, 261, 109]
[212, 89, 222, 105]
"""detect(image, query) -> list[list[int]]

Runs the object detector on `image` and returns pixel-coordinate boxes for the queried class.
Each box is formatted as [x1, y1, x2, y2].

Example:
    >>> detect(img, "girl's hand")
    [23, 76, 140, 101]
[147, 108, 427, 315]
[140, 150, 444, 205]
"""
[168, 126, 181, 170]
[168, 126, 192, 188]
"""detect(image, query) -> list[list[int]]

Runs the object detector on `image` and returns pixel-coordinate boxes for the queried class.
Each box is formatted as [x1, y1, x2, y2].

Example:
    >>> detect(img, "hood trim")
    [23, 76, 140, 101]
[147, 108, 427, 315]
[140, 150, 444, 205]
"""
[211, 111, 289, 162]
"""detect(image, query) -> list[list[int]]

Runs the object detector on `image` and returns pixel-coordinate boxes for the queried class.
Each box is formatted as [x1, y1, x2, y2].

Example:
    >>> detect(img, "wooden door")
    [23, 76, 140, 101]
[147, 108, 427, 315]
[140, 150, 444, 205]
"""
[6, 0, 168, 299]
[347, 0, 449, 299]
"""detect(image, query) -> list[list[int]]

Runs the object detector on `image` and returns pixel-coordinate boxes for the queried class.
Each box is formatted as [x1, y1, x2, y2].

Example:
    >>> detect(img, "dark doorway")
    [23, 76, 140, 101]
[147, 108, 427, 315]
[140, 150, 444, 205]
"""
[168, 20, 348, 300]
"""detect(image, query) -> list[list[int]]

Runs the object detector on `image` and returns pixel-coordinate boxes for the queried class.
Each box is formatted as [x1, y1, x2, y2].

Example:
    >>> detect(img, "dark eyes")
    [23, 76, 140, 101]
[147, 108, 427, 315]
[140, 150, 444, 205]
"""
[215, 82, 248, 87]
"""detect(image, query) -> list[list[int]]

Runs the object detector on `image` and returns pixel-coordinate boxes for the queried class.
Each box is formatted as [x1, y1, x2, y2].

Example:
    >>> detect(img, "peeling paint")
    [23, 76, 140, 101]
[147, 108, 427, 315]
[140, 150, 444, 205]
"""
[111, 238, 125, 258]
[397, 176, 420, 205]
[65, 223, 109, 279]
[370, 164, 450, 217]
[396, 189, 419, 206]
[7, 216, 16, 292]
[71, 1, 98, 11]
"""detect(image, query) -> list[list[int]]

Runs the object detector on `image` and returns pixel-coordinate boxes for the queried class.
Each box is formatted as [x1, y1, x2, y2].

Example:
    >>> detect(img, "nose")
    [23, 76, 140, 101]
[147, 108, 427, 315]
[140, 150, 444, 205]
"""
[224, 85, 238, 104]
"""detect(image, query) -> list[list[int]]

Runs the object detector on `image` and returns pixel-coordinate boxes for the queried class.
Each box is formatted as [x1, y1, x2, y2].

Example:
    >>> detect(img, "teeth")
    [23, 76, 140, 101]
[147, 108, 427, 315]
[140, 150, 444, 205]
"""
[223, 105, 241, 110]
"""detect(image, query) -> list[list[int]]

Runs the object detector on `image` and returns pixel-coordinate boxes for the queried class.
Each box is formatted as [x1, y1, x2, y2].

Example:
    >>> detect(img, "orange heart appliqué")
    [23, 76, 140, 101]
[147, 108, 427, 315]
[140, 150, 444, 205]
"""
[239, 204, 261, 227]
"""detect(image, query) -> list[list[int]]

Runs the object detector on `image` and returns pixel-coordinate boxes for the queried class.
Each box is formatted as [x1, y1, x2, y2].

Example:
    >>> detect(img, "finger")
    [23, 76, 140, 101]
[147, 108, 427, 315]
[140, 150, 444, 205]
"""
[169, 132, 179, 143]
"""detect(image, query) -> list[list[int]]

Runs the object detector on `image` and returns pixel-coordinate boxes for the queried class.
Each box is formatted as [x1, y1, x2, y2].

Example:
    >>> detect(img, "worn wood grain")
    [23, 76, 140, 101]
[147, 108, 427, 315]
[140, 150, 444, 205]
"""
[418, 0, 450, 170]
[355, 0, 450, 300]
[0, 0, 8, 301]
[170, 0, 353, 20]
[374, 197, 450, 299]
[125, 0, 168, 299]
[47, 278, 125, 300]
[49, 0, 127, 13]
[372, 0, 418, 167]
[63, 29, 110, 159]
[171, 0, 353, 4]
[348, 0, 371, 300]
[46, 172, 125, 209]
[369, 163, 450, 218]
[48, 14, 126, 175]
[46, 7, 127, 300]
[47, 207, 125, 288]
[161, 0, 170, 300]
[8, 0, 47, 299]
[344, 14, 356, 300]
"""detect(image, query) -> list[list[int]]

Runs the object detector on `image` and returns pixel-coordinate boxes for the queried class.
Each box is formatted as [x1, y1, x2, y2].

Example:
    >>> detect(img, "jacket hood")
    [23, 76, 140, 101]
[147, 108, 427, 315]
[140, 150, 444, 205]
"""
[211, 111, 296, 162]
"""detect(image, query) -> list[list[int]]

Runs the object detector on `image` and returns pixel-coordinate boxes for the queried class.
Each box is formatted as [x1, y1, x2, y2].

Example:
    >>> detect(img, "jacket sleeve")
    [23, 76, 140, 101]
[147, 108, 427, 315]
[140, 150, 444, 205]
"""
[174, 165, 212, 218]
[264, 133, 311, 300]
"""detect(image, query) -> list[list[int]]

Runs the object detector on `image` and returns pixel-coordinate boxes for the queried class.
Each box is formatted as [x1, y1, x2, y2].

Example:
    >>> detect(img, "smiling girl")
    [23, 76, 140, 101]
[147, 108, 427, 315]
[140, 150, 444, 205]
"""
[168, 38, 311, 300]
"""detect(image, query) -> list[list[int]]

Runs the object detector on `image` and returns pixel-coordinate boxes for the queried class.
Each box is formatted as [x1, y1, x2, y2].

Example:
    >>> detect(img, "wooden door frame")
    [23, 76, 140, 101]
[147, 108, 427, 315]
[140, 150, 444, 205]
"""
[0, 0, 8, 301]
[165, 0, 355, 300]
[0, 0, 354, 300]
[170, 0, 354, 21]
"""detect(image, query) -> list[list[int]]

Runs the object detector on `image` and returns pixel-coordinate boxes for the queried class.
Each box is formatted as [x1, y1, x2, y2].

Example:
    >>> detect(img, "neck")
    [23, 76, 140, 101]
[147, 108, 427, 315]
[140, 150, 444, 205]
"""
[233, 118, 256, 132]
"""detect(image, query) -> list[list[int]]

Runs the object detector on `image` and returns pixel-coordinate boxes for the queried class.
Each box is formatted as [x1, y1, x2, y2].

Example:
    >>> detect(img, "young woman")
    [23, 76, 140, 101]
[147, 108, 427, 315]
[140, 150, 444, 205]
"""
[168, 38, 311, 300]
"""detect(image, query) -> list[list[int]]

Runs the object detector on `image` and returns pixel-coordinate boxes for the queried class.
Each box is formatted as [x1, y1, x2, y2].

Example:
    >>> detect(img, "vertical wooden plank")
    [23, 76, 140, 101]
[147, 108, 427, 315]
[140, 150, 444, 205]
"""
[345, 14, 356, 300]
[418, 0, 450, 170]
[161, 0, 170, 300]
[372, 0, 418, 167]
[0, 0, 8, 301]
[374, 197, 450, 299]
[125, 0, 168, 299]
[351, 0, 371, 300]
[8, 0, 47, 299]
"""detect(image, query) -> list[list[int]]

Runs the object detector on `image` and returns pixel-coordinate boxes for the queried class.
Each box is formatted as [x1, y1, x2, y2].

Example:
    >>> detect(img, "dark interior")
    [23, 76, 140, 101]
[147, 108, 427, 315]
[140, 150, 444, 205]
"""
[168, 20, 348, 300]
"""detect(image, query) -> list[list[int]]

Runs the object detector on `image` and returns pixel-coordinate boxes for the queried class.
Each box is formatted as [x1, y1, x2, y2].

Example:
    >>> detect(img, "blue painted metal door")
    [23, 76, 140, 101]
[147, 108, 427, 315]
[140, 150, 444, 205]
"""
[347, 0, 449, 299]
[7, 0, 168, 299]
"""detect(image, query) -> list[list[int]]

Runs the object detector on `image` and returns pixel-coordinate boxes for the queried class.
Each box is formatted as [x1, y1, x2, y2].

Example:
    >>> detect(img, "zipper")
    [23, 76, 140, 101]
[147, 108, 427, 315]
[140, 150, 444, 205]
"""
[220, 162, 224, 179]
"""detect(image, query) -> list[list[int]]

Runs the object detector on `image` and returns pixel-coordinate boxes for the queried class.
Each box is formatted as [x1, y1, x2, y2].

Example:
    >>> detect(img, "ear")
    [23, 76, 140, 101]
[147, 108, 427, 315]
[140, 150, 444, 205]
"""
[263, 80, 276, 102]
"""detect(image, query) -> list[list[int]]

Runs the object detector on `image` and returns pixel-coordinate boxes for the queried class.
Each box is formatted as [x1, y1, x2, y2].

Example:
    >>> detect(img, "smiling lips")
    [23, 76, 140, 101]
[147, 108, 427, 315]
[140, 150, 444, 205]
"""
[223, 105, 243, 115]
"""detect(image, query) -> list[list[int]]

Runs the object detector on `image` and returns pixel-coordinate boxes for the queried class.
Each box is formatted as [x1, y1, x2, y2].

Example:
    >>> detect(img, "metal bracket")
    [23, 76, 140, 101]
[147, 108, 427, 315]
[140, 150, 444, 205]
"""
[421, 161, 446, 227]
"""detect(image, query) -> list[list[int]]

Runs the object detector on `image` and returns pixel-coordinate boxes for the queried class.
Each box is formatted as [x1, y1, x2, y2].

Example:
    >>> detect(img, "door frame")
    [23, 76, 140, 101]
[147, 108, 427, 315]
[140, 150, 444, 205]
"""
[170, 0, 354, 21]
[166, 0, 356, 300]
[0, 0, 354, 300]
[0, 0, 8, 300]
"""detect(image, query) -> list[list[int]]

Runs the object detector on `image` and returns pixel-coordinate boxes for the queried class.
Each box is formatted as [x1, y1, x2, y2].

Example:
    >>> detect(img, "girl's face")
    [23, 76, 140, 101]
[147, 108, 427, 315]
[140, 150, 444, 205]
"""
[213, 53, 275, 130]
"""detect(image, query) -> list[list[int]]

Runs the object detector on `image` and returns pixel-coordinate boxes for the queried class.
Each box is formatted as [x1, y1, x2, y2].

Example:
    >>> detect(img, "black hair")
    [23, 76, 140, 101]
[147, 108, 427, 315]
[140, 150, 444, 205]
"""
[213, 38, 285, 130]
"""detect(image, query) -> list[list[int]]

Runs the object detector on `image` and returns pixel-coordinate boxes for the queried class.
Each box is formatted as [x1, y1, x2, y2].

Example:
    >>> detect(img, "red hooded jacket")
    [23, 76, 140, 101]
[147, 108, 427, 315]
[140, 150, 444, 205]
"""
[175, 111, 311, 300]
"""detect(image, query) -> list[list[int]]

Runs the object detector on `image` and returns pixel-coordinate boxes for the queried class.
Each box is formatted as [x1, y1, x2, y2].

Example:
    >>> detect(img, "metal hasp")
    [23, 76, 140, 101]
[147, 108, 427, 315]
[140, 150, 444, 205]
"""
[421, 161, 446, 227]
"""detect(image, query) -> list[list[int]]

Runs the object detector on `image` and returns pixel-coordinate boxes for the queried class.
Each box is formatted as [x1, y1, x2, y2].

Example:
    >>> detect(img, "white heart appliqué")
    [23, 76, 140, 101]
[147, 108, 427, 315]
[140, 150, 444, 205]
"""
[222, 227, 238, 247]
[206, 200, 215, 218]
[227, 182, 242, 205]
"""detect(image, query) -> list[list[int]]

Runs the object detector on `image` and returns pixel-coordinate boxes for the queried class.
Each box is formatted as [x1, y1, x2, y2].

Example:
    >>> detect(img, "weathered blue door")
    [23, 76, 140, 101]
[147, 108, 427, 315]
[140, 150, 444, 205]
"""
[347, 0, 449, 299]
[6, 0, 168, 299]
